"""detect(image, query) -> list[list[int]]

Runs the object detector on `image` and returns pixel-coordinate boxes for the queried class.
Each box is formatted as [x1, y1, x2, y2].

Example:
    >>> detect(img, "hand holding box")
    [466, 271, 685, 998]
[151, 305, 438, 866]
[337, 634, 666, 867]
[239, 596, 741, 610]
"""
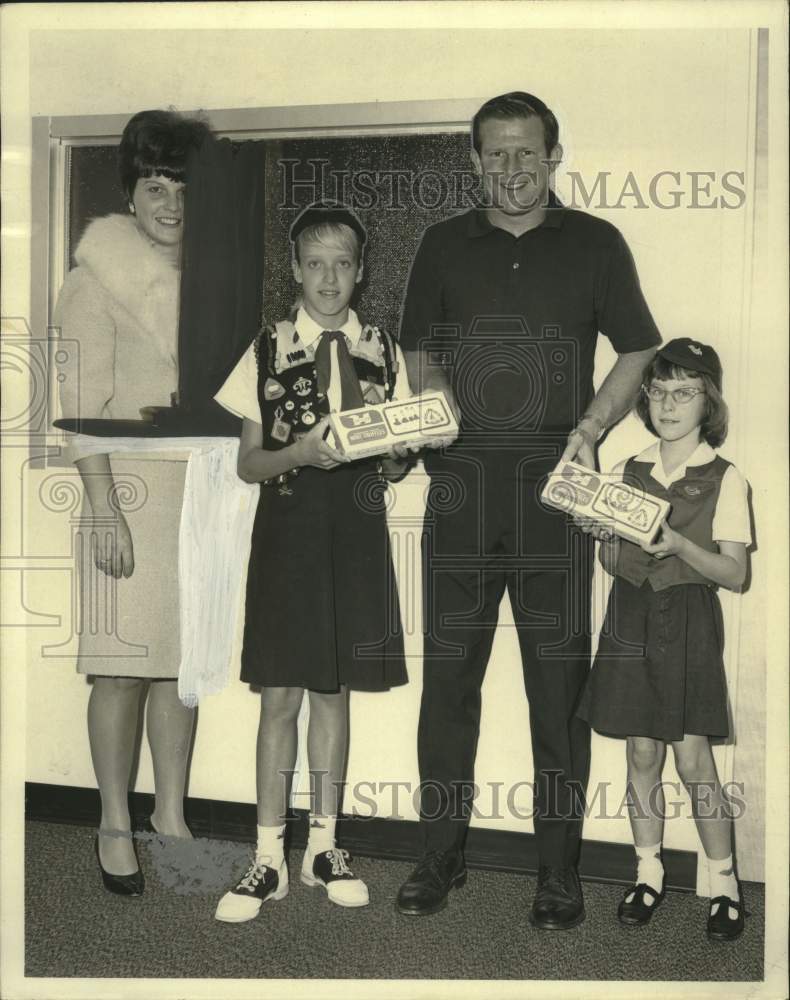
[329, 392, 459, 461]
[541, 460, 670, 545]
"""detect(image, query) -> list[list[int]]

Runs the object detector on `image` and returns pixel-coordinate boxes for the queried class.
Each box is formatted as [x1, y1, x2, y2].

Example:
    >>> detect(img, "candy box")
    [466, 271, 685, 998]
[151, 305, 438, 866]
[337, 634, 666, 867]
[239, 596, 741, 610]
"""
[329, 391, 458, 460]
[540, 460, 671, 545]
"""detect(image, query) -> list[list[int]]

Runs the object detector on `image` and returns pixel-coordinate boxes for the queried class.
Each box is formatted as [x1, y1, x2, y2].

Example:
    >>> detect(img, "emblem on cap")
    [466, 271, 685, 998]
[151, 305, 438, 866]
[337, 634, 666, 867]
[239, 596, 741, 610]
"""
[689, 344, 702, 355]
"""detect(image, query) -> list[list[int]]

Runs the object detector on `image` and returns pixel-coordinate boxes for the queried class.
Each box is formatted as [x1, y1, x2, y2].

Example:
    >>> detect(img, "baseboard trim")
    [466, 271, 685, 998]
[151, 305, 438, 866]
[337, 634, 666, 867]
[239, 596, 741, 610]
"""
[25, 781, 698, 891]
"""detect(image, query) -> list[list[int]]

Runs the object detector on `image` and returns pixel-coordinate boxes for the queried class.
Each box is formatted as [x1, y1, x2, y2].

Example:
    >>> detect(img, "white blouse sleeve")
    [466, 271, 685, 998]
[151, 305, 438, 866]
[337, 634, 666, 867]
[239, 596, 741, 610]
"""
[712, 465, 752, 544]
[214, 342, 262, 425]
[391, 340, 413, 400]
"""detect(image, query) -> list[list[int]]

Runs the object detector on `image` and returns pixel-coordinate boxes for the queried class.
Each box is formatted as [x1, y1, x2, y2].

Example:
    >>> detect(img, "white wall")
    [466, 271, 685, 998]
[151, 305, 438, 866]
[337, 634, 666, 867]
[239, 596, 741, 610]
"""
[3, 16, 782, 882]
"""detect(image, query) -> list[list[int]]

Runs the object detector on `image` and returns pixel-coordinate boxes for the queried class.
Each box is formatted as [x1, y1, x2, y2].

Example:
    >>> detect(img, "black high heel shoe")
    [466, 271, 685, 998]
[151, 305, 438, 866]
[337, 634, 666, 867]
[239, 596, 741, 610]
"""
[94, 833, 144, 896]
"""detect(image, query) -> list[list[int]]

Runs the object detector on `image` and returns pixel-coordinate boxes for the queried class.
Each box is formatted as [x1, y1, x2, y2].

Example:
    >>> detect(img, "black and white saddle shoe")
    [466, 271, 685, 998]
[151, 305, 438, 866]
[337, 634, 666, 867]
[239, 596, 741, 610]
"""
[617, 882, 665, 925]
[707, 895, 746, 941]
[301, 847, 369, 907]
[215, 856, 289, 922]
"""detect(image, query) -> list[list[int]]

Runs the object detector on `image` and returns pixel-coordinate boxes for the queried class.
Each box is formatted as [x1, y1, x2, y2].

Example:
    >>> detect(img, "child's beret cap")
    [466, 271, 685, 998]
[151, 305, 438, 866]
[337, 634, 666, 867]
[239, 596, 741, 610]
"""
[658, 338, 722, 389]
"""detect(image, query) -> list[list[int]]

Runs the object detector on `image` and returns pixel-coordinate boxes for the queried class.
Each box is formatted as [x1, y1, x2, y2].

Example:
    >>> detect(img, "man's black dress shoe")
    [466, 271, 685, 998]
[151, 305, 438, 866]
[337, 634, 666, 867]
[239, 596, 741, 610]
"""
[617, 882, 665, 925]
[94, 835, 144, 896]
[707, 895, 746, 941]
[396, 849, 466, 915]
[529, 865, 585, 930]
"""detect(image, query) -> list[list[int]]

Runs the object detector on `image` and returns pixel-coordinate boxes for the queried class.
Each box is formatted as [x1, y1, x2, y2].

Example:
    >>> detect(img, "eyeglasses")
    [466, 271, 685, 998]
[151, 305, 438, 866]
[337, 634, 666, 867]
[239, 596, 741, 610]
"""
[642, 384, 707, 405]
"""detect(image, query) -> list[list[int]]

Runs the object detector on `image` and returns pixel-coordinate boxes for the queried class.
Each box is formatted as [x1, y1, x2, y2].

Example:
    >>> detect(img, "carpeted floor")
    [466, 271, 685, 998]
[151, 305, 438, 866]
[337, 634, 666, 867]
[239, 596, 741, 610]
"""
[25, 821, 764, 982]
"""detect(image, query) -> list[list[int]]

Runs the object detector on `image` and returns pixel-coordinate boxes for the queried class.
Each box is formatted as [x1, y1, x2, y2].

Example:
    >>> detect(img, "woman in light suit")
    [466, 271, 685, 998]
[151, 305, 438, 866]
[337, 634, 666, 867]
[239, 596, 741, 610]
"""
[55, 109, 210, 894]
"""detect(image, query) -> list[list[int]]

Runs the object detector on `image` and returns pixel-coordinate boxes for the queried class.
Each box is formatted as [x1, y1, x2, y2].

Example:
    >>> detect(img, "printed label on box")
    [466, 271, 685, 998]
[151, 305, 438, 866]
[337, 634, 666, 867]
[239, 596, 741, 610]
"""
[592, 484, 664, 536]
[328, 391, 459, 460]
[337, 410, 385, 430]
[382, 399, 453, 436]
[540, 459, 671, 544]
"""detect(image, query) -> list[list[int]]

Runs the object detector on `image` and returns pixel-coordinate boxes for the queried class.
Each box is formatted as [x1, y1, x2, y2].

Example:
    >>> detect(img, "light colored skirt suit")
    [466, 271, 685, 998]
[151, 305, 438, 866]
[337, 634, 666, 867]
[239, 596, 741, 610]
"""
[55, 214, 187, 679]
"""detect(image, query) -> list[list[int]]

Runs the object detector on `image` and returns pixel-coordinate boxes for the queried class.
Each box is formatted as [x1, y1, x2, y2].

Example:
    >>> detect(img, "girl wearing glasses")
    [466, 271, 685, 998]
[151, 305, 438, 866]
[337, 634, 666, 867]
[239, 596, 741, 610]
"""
[577, 338, 751, 942]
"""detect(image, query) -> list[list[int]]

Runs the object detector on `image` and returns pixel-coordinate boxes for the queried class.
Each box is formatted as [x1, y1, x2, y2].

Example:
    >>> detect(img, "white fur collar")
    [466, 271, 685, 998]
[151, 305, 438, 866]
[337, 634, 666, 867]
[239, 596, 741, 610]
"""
[74, 214, 180, 341]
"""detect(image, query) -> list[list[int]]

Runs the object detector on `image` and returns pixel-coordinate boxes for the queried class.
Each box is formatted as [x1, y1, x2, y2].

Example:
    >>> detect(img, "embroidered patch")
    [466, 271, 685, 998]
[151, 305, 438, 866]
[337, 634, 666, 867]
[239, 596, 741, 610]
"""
[271, 415, 291, 443]
[287, 349, 307, 364]
[301, 410, 316, 426]
[263, 378, 285, 401]
[293, 376, 312, 397]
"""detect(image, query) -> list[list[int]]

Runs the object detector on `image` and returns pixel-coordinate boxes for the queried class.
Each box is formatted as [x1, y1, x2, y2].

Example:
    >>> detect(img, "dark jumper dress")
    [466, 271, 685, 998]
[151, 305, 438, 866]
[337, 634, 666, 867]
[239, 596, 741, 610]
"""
[240, 321, 408, 692]
[576, 454, 734, 742]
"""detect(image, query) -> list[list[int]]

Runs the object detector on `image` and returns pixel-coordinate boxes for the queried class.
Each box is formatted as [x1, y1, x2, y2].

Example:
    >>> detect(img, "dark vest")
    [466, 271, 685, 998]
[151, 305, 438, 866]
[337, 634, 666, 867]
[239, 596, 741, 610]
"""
[616, 453, 731, 591]
[253, 320, 398, 477]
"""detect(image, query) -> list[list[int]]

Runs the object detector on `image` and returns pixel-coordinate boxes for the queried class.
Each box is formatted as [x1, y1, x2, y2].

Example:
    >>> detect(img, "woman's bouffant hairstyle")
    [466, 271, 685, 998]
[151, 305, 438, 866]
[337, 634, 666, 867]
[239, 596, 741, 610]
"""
[635, 353, 729, 447]
[118, 109, 211, 202]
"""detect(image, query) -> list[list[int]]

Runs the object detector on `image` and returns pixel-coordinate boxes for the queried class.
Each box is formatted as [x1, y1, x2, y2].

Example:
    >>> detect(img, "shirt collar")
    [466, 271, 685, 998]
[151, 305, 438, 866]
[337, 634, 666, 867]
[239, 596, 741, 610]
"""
[467, 190, 566, 238]
[636, 439, 716, 488]
[294, 306, 363, 349]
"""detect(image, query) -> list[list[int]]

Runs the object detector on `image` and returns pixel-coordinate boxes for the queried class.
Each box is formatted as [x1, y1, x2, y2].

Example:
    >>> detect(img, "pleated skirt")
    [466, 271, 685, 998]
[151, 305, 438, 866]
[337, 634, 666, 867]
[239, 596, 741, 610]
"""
[577, 576, 729, 742]
[241, 462, 407, 692]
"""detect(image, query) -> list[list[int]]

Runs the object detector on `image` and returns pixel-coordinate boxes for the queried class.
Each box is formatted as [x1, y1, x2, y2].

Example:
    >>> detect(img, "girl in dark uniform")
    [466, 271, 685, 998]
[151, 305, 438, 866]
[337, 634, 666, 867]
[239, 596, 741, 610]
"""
[577, 339, 751, 941]
[213, 202, 410, 921]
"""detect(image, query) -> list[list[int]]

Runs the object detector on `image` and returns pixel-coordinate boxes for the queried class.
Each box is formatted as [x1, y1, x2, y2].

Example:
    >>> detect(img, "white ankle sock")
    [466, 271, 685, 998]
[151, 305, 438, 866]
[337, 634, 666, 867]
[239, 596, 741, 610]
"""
[708, 854, 739, 917]
[256, 824, 285, 866]
[634, 842, 664, 896]
[307, 815, 336, 855]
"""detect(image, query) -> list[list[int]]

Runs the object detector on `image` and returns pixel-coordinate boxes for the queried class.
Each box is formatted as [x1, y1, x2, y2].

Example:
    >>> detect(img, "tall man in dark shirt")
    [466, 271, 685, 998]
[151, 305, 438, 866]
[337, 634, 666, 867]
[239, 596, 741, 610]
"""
[396, 92, 661, 929]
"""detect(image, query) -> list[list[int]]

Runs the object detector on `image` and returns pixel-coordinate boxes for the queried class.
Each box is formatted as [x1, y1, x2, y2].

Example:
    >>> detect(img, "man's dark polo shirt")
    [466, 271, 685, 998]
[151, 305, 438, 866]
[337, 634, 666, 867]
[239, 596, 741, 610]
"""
[398, 203, 661, 440]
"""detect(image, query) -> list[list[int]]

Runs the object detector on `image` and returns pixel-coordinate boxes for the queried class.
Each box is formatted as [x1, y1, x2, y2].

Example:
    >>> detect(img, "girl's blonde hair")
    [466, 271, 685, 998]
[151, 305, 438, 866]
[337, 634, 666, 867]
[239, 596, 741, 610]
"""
[293, 222, 361, 264]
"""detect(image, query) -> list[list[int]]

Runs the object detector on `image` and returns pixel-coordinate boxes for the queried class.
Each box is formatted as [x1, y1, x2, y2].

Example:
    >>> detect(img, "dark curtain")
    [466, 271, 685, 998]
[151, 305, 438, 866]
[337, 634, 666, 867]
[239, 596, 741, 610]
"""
[177, 137, 267, 431]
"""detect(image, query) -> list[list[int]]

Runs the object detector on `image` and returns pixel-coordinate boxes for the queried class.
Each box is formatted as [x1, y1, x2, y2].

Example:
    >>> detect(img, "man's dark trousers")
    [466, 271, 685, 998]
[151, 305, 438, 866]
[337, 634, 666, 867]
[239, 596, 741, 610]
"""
[417, 445, 593, 869]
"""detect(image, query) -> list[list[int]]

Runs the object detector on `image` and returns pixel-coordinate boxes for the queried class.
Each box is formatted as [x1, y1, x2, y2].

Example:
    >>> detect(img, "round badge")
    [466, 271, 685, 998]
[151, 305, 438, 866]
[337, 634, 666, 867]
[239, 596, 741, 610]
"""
[284, 400, 295, 411]
[301, 410, 316, 426]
